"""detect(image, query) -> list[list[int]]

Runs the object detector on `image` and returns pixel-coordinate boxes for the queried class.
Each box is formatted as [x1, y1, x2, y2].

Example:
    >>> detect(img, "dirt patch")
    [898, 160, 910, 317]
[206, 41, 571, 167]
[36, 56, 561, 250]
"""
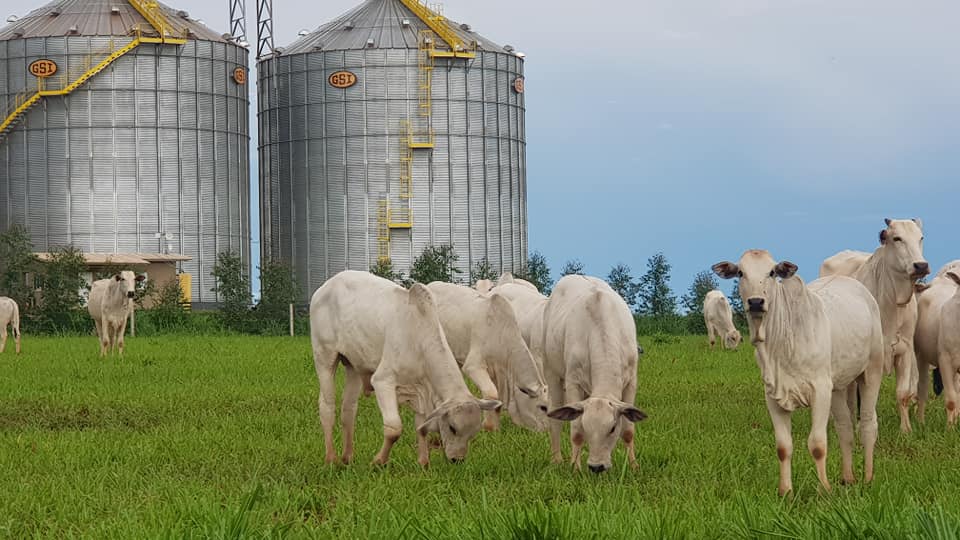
[0, 400, 161, 432]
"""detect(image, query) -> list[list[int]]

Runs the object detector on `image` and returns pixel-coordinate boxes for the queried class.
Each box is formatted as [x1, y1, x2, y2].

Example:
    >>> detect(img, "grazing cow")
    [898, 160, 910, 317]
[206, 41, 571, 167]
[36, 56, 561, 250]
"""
[819, 218, 929, 432]
[427, 282, 549, 432]
[309, 271, 501, 466]
[703, 290, 741, 350]
[543, 275, 647, 473]
[88, 271, 143, 357]
[914, 269, 960, 426]
[0, 297, 21, 354]
[495, 282, 549, 371]
[714, 250, 884, 495]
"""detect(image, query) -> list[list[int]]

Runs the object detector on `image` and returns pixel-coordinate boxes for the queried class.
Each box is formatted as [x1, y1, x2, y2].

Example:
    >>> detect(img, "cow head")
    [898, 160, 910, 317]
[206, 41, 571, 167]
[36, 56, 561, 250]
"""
[713, 250, 797, 344]
[114, 270, 145, 299]
[512, 384, 549, 432]
[548, 397, 647, 473]
[879, 218, 928, 280]
[724, 329, 742, 350]
[417, 398, 501, 462]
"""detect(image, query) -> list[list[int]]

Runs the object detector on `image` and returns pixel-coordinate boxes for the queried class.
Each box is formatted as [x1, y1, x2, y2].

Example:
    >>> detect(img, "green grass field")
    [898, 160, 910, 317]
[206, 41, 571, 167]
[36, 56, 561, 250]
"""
[1, 335, 958, 539]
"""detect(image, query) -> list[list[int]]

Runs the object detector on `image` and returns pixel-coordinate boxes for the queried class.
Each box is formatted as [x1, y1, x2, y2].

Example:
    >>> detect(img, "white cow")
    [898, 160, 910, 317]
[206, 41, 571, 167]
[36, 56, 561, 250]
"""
[914, 269, 960, 426]
[819, 218, 929, 432]
[493, 282, 549, 372]
[0, 297, 21, 354]
[427, 282, 549, 432]
[496, 272, 539, 292]
[87, 271, 143, 357]
[543, 275, 647, 473]
[474, 279, 494, 294]
[703, 290, 741, 350]
[714, 250, 884, 495]
[309, 271, 501, 466]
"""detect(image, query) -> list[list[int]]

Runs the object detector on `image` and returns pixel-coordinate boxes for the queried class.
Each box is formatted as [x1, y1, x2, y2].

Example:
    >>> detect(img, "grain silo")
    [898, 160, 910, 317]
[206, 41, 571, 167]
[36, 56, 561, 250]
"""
[0, 0, 250, 304]
[258, 0, 527, 300]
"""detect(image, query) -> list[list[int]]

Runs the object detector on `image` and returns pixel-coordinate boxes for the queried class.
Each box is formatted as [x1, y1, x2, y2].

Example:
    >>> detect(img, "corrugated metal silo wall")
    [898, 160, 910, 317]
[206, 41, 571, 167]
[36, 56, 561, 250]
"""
[0, 37, 251, 303]
[259, 48, 527, 301]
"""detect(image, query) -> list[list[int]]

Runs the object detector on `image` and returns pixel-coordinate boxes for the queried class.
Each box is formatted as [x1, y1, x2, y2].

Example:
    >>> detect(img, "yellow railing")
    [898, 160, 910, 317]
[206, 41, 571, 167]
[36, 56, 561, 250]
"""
[397, 0, 475, 58]
[126, 0, 187, 44]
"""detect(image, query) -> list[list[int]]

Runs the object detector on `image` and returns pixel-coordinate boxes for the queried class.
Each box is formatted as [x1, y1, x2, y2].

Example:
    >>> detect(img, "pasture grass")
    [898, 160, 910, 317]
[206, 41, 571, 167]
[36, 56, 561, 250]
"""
[0, 335, 958, 539]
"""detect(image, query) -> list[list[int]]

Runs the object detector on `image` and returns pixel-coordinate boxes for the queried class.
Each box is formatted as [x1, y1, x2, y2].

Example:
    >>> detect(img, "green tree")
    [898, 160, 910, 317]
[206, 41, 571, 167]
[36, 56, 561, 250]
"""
[470, 257, 499, 287]
[369, 258, 407, 285]
[0, 225, 38, 311]
[729, 280, 746, 329]
[258, 259, 298, 318]
[36, 246, 87, 332]
[606, 263, 640, 310]
[517, 250, 553, 295]
[560, 259, 584, 277]
[211, 251, 251, 331]
[410, 245, 462, 284]
[637, 252, 677, 317]
[150, 278, 186, 330]
[682, 271, 720, 334]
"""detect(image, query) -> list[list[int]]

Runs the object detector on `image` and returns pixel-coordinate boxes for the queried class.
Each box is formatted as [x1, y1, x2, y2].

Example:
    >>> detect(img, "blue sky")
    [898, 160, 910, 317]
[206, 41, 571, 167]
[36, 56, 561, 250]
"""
[190, 0, 959, 299]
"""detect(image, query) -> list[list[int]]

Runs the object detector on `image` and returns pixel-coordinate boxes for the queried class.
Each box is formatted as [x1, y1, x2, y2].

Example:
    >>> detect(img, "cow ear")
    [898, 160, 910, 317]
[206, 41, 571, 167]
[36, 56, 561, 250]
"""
[879, 229, 888, 245]
[884, 218, 892, 227]
[775, 261, 798, 279]
[616, 402, 648, 423]
[135, 275, 145, 282]
[477, 398, 503, 412]
[547, 401, 585, 422]
[712, 262, 739, 280]
[912, 218, 923, 230]
[114, 275, 122, 281]
[946, 272, 960, 287]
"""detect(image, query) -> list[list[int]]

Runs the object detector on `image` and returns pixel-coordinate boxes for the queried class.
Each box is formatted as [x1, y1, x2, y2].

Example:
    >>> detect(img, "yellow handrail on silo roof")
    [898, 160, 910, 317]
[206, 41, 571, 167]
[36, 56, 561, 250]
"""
[127, 0, 188, 44]
[398, 0, 475, 58]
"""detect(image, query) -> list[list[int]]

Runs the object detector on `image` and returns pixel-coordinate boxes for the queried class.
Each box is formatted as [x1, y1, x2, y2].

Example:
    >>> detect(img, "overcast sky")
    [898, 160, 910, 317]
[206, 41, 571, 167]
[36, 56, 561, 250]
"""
[187, 0, 960, 298]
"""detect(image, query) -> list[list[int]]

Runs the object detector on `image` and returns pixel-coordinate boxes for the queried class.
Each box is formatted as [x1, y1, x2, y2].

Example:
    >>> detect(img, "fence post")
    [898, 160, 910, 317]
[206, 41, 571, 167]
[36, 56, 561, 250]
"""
[289, 303, 295, 336]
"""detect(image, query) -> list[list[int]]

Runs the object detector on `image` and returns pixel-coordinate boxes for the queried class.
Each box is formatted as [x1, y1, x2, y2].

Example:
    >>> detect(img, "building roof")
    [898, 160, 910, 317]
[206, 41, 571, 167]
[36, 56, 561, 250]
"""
[0, 0, 231, 42]
[34, 252, 191, 265]
[278, 0, 508, 55]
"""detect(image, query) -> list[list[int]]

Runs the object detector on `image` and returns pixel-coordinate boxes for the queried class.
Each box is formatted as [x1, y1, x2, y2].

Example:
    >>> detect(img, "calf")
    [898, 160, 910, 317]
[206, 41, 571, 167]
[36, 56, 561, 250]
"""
[703, 290, 741, 350]
[542, 275, 647, 473]
[310, 271, 500, 466]
[715, 250, 884, 494]
[427, 282, 549, 432]
[87, 271, 143, 357]
[0, 297, 21, 354]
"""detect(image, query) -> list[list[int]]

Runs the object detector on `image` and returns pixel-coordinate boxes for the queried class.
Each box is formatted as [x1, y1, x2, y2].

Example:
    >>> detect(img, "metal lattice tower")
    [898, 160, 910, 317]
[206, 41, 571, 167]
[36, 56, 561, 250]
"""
[229, 0, 247, 41]
[256, 0, 275, 59]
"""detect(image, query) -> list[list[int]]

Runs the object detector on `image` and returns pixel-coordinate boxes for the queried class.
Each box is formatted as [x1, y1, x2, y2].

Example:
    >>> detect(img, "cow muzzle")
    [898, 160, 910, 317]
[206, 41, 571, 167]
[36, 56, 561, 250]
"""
[747, 297, 766, 314]
[127, 291, 135, 298]
[588, 463, 608, 474]
[911, 262, 930, 279]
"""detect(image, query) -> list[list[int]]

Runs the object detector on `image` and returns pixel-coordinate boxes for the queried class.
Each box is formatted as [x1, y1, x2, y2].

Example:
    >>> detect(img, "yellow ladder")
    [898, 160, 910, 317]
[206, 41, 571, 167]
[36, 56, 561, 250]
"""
[377, 200, 391, 262]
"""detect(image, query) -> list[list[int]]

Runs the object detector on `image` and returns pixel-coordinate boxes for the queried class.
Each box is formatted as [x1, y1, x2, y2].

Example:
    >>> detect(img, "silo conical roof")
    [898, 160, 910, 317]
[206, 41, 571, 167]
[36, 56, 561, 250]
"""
[279, 0, 504, 54]
[0, 0, 230, 42]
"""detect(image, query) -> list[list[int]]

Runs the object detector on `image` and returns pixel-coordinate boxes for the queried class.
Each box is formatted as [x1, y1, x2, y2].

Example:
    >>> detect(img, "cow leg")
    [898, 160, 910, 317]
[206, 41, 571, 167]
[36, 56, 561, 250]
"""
[340, 367, 364, 464]
[414, 412, 430, 468]
[858, 358, 882, 483]
[916, 356, 930, 424]
[830, 387, 856, 485]
[100, 320, 112, 357]
[547, 374, 566, 464]
[941, 354, 959, 427]
[462, 357, 500, 432]
[621, 379, 639, 469]
[371, 372, 402, 466]
[566, 385, 586, 472]
[808, 385, 832, 493]
[116, 319, 128, 357]
[765, 395, 793, 496]
[12, 325, 19, 355]
[707, 324, 716, 349]
[313, 347, 340, 464]
[894, 349, 914, 433]
[0, 326, 6, 353]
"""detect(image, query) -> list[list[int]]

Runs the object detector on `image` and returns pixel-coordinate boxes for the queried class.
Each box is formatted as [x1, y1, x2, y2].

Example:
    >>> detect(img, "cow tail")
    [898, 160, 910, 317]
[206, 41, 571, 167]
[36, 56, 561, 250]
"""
[11, 302, 20, 339]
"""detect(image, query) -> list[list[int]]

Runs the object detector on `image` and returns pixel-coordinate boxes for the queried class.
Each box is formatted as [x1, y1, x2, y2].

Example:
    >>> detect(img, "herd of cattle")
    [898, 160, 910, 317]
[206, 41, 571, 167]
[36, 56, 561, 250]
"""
[0, 218, 958, 494]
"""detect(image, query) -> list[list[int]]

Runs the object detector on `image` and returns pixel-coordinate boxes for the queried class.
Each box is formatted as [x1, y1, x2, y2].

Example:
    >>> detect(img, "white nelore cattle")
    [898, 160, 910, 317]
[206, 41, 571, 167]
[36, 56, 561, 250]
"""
[0, 297, 21, 354]
[426, 282, 549, 432]
[543, 275, 647, 474]
[87, 271, 143, 356]
[714, 250, 884, 495]
[496, 272, 539, 292]
[819, 218, 929, 432]
[494, 282, 549, 372]
[703, 290, 741, 350]
[914, 269, 960, 426]
[309, 271, 501, 466]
